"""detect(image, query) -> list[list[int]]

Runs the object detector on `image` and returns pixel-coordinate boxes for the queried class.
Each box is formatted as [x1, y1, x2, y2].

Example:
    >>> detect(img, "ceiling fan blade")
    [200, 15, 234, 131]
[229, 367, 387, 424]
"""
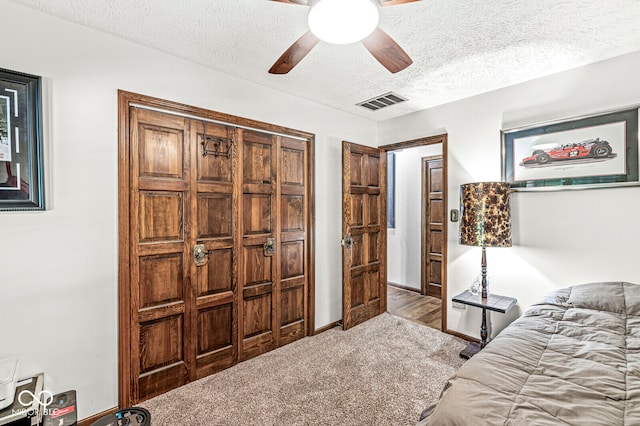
[361, 28, 413, 73]
[269, 31, 320, 74]
[269, 0, 309, 4]
[380, 0, 421, 6]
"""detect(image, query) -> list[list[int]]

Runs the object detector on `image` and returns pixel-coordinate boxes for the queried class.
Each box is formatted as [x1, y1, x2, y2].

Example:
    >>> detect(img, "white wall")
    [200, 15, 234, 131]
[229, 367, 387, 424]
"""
[0, 2, 377, 419]
[4, 1, 640, 419]
[387, 144, 442, 290]
[379, 50, 640, 341]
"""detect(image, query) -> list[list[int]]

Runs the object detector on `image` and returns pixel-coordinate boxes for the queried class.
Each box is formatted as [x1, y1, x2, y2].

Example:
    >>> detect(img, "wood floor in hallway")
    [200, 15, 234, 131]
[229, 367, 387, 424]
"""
[387, 285, 442, 331]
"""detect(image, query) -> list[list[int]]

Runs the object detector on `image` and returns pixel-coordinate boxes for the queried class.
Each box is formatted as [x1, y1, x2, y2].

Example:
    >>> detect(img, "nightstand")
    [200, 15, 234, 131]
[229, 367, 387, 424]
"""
[452, 290, 517, 359]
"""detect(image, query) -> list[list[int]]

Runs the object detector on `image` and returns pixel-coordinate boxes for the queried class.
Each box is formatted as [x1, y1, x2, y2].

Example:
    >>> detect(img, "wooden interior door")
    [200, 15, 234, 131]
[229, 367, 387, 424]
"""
[239, 130, 278, 360]
[191, 121, 237, 379]
[129, 108, 192, 401]
[422, 156, 444, 298]
[277, 137, 309, 346]
[342, 141, 387, 330]
[239, 131, 310, 360]
[121, 92, 312, 406]
[129, 110, 239, 401]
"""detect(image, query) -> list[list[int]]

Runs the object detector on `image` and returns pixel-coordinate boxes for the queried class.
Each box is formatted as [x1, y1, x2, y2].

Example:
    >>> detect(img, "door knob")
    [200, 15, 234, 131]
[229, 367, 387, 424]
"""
[194, 244, 208, 265]
[341, 235, 353, 249]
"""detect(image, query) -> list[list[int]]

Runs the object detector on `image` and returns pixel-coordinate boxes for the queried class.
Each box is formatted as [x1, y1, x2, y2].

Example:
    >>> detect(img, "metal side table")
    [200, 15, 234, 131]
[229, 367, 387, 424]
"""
[452, 291, 517, 359]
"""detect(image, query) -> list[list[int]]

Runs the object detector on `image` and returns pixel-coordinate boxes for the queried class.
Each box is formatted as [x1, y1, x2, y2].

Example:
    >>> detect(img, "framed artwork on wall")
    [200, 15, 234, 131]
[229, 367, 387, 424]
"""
[501, 107, 639, 191]
[0, 68, 44, 211]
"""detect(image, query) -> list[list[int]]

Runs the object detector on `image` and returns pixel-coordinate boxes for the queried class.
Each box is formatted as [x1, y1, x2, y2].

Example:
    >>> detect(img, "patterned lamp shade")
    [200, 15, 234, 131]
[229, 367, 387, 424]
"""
[459, 182, 512, 248]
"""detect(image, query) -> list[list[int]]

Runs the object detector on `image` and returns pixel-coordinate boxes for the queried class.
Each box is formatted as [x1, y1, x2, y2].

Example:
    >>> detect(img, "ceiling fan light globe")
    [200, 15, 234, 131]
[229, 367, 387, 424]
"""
[308, 0, 379, 45]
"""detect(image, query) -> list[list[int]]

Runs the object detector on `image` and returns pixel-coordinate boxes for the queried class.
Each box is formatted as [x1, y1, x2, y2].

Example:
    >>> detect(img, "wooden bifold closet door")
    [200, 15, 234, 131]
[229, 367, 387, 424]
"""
[239, 130, 309, 360]
[121, 100, 311, 405]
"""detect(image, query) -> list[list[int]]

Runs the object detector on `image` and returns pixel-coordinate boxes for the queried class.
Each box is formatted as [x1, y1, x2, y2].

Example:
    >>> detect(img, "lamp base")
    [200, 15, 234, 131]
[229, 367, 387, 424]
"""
[459, 341, 482, 359]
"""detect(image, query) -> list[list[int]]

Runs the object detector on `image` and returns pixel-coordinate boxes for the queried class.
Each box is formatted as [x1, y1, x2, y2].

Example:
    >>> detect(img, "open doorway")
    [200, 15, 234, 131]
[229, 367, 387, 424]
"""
[380, 135, 448, 331]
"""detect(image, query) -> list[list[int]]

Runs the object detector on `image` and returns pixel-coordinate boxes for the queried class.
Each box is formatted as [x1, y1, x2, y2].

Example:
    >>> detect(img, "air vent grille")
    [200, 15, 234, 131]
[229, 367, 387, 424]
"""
[357, 92, 407, 111]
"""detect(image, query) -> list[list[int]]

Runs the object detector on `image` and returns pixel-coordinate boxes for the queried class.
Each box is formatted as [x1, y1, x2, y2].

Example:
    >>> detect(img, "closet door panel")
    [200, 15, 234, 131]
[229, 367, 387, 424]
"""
[278, 137, 308, 346]
[191, 121, 237, 380]
[130, 108, 190, 401]
[239, 130, 278, 360]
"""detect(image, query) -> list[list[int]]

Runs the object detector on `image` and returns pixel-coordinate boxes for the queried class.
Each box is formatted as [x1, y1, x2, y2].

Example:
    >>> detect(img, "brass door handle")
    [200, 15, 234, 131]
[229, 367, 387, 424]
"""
[264, 238, 275, 256]
[194, 244, 209, 265]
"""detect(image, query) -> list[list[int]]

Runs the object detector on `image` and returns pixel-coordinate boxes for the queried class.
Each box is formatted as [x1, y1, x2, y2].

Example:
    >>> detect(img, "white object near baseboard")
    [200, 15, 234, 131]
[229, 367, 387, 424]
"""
[0, 357, 18, 410]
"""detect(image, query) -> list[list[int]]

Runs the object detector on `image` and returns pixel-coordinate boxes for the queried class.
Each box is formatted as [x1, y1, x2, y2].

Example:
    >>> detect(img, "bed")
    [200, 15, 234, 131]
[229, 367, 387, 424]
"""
[419, 281, 640, 425]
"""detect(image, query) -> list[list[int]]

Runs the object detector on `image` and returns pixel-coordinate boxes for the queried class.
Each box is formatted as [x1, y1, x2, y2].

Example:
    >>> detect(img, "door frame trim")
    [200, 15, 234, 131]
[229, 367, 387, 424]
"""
[379, 133, 448, 333]
[117, 90, 316, 407]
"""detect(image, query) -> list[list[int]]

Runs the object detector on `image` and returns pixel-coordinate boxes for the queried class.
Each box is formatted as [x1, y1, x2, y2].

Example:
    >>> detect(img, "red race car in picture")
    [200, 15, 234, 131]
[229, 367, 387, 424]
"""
[520, 137, 614, 166]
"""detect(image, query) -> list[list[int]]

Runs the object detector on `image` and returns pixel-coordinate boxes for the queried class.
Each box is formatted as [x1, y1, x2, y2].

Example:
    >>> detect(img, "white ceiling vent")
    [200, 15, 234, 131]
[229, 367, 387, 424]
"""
[357, 92, 407, 111]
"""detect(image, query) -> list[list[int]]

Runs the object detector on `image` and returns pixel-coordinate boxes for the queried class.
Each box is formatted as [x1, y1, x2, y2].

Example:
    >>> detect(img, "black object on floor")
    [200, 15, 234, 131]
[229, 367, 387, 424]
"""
[90, 407, 150, 426]
[43, 390, 77, 426]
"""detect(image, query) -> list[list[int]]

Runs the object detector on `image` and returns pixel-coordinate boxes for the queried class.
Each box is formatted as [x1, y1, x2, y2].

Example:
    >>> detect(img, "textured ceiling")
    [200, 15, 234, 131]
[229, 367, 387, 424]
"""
[8, 0, 640, 121]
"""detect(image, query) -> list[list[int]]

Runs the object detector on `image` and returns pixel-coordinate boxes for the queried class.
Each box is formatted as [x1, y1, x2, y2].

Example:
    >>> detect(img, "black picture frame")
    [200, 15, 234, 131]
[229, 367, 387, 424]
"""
[501, 107, 639, 191]
[0, 68, 44, 210]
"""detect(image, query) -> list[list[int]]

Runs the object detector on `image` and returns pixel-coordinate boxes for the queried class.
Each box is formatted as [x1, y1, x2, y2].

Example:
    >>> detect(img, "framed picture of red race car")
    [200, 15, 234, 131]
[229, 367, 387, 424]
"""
[502, 107, 639, 191]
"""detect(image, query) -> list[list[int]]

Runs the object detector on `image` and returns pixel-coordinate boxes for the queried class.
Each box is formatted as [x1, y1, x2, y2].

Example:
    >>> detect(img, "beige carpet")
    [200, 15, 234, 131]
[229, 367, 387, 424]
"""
[140, 313, 466, 426]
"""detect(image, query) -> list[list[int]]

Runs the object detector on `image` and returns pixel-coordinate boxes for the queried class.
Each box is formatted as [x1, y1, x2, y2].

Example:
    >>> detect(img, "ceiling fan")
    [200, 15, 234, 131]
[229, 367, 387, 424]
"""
[269, 0, 420, 74]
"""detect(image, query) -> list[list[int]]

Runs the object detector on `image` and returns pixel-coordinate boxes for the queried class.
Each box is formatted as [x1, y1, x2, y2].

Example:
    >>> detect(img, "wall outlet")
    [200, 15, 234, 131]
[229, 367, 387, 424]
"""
[452, 301, 467, 309]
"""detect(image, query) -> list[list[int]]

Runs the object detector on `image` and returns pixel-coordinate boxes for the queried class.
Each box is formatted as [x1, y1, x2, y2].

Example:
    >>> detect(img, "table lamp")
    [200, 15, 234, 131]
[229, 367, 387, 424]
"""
[459, 182, 512, 299]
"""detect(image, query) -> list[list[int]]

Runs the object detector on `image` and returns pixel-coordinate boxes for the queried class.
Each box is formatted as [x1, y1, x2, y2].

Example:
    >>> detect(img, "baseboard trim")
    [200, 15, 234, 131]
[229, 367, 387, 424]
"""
[314, 321, 340, 335]
[445, 328, 479, 343]
[388, 282, 421, 293]
[78, 406, 119, 426]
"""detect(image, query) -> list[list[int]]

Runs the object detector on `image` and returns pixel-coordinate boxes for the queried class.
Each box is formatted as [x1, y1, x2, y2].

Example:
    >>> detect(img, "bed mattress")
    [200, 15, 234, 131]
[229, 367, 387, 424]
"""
[419, 281, 640, 425]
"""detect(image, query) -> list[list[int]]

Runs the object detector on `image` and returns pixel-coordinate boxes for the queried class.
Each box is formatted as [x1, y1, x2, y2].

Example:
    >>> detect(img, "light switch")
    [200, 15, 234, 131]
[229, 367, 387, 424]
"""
[450, 209, 459, 222]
